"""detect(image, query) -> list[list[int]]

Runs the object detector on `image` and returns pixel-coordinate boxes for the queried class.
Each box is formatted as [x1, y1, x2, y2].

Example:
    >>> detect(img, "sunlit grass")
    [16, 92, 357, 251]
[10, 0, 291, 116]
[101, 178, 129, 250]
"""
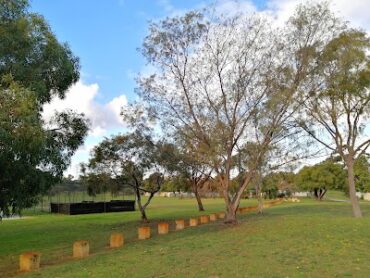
[1, 197, 369, 277]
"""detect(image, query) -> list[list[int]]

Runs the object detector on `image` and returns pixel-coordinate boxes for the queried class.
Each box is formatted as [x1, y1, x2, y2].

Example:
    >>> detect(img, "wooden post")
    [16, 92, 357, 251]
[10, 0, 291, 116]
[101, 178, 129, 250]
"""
[209, 213, 217, 221]
[138, 226, 150, 240]
[158, 222, 169, 235]
[19, 252, 40, 272]
[189, 217, 198, 227]
[110, 233, 124, 248]
[73, 240, 89, 258]
[175, 219, 185, 230]
[200, 215, 209, 224]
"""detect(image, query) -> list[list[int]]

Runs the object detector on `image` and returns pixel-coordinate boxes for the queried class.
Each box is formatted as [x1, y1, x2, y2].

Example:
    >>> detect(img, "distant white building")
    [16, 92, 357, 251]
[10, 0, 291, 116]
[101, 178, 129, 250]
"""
[355, 192, 370, 201]
[363, 193, 370, 201]
[292, 192, 309, 197]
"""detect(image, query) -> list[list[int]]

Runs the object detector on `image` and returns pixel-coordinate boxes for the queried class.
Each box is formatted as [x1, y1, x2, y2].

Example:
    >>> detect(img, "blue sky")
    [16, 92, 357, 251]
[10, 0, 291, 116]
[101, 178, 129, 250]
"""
[33, 0, 269, 177]
[31, 0, 265, 104]
[31, 0, 370, 177]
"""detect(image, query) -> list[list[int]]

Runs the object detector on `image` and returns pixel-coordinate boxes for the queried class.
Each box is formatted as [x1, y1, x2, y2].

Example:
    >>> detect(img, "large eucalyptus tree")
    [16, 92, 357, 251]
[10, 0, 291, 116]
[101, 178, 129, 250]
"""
[0, 0, 88, 215]
[295, 6, 370, 218]
[134, 3, 331, 222]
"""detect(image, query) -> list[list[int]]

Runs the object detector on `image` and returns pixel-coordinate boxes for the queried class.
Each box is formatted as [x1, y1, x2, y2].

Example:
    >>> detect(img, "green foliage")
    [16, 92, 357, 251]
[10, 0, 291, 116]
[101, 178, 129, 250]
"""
[0, 78, 49, 214]
[49, 176, 84, 194]
[161, 175, 191, 193]
[0, 0, 88, 215]
[262, 172, 296, 198]
[80, 172, 111, 197]
[295, 160, 346, 199]
[83, 132, 171, 220]
[0, 78, 88, 215]
[354, 155, 370, 192]
[296, 9, 370, 215]
[86, 132, 162, 188]
[0, 0, 80, 103]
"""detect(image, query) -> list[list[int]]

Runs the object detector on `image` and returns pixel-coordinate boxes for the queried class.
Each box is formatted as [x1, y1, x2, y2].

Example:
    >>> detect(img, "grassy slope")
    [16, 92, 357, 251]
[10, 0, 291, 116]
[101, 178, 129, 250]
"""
[0, 197, 255, 277]
[325, 190, 349, 200]
[1, 198, 369, 278]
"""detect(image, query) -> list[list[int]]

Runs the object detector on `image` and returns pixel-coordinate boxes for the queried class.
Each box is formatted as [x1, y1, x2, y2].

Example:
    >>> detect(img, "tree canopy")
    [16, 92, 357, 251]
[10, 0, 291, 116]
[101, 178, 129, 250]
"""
[295, 160, 346, 200]
[130, 2, 354, 222]
[82, 132, 169, 221]
[0, 0, 88, 215]
[0, 0, 80, 104]
[297, 24, 370, 216]
[353, 155, 370, 193]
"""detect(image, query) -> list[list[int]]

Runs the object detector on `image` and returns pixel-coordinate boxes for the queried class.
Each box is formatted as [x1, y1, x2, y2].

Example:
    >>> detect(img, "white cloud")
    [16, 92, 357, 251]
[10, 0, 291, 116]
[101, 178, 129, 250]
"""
[206, 0, 370, 32]
[42, 81, 129, 178]
[213, 0, 257, 16]
[107, 95, 128, 125]
[152, 0, 370, 33]
[157, 0, 175, 13]
[156, 0, 187, 17]
[265, 0, 370, 31]
[90, 126, 107, 137]
[42, 81, 128, 138]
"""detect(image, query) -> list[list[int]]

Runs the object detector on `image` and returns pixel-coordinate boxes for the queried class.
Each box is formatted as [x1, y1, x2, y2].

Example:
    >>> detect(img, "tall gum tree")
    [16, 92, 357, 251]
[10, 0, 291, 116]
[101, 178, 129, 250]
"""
[296, 10, 370, 217]
[136, 4, 331, 223]
[0, 0, 88, 215]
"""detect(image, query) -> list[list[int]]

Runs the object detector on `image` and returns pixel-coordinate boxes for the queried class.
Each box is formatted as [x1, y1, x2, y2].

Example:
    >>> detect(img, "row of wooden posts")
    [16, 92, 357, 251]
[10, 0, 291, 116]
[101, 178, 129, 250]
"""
[19, 199, 284, 272]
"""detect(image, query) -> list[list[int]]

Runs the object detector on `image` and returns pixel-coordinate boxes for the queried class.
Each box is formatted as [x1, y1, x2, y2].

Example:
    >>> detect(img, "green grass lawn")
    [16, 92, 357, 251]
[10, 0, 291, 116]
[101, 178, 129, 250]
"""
[324, 190, 349, 200]
[1, 197, 369, 278]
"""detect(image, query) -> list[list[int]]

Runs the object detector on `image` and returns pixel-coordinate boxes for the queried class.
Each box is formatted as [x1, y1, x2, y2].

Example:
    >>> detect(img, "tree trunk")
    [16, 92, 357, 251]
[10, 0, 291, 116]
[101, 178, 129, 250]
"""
[256, 178, 263, 214]
[194, 188, 205, 211]
[140, 208, 148, 222]
[257, 192, 264, 214]
[318, 188, 327, 201]
[225, 203, 237, 223]
[346, 156, 362, 218]
[224, 172, 254, 223]
[219, 174, 237, 223]
[135, 188, 149, 222]
[220, 184, 237, 223]
[313, 188, 319, 200]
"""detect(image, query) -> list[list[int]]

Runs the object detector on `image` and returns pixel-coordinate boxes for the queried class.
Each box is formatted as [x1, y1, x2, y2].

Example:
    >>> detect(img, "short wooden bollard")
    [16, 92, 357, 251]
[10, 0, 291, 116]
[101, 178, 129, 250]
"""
[175, 219, 185, 230]
[200, 215, 209, 224]
[110, 233, 124, 248]
[243, 207, 255, 212]
[73, 240, 89, 258]
[209, 213, 217, 221]
[218, 212, 225, 219]
[158, 222, 169, 235]
[189, 217, 198, 227]
[19, 252, 40, 272]
[138, 226, 150, 240]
